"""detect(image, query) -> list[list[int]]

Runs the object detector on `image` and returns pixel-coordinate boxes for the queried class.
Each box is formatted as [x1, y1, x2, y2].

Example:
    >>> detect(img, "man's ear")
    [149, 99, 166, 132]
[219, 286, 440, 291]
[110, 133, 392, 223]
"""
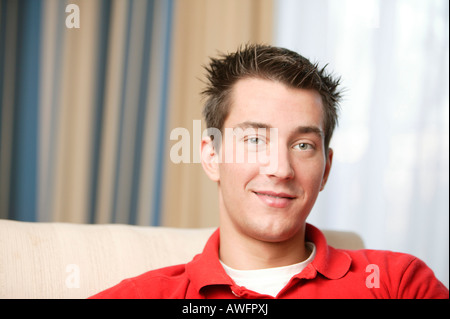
[200, 136, 220, 182]
[320, 148, 333, 191]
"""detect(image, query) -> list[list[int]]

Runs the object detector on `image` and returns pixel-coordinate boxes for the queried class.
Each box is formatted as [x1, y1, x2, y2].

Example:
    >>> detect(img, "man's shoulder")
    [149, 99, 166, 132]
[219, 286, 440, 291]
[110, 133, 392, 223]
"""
[337, 248, 448, 298]
[344, 247, 417, 265]
[89, 263, 190, 299]
[340, 247, 435, 278]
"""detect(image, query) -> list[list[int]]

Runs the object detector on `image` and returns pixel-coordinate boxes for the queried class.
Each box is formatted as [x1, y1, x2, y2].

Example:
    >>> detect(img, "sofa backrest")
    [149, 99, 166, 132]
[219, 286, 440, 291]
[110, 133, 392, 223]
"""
[0, 219, 364, 298]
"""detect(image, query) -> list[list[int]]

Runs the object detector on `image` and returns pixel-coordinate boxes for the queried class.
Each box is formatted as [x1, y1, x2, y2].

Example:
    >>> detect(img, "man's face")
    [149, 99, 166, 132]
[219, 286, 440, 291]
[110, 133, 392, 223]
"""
[202, 77, 332, 243]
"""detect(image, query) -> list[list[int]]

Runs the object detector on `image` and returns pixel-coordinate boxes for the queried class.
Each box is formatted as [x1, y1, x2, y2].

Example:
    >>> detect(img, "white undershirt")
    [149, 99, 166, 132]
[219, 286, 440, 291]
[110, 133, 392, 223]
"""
[220, 242, 316, 297]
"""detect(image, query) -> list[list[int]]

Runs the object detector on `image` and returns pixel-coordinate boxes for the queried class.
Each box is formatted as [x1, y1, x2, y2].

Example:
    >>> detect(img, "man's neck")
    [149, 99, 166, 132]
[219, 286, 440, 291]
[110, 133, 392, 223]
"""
[219, 223, 310, 270]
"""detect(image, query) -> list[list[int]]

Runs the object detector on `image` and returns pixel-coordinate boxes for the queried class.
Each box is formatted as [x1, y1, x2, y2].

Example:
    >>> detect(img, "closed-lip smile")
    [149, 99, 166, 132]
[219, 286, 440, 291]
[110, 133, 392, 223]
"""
[252, 190, 296, 199]
[252, 190, 296, 208]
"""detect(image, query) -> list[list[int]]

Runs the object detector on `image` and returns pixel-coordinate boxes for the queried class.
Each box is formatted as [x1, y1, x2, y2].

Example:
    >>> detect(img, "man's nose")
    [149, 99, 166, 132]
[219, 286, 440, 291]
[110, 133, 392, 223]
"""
[260, 141, 294, 179]
[271, 147, 294, 179]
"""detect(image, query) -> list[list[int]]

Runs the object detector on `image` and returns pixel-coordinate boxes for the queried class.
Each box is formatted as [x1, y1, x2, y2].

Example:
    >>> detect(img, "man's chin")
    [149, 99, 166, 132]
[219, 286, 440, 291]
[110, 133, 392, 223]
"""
[247, 224, 304, 244]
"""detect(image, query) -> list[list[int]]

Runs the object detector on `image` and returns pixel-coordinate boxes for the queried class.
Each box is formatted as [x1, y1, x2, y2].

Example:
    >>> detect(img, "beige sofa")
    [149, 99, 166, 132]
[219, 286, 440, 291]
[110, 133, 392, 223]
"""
[0, 219, 364, 299]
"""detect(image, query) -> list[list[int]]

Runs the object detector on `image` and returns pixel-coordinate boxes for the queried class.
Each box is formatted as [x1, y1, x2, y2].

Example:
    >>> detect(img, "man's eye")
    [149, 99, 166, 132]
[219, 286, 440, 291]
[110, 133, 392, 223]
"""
[247, 137, 264, 144]
[294, 143, 313, 151]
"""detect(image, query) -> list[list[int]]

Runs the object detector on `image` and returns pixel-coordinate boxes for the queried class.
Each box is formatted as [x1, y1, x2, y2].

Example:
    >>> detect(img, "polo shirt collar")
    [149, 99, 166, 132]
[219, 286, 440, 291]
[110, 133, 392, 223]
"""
[186, 224, 352, 294]
[186, 228, 234, 293]
[301, 223, 352, 280]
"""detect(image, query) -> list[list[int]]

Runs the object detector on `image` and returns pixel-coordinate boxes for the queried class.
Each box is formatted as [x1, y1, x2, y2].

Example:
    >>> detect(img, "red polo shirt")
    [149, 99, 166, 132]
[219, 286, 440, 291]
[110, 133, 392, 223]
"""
[90, 224, 448, 299]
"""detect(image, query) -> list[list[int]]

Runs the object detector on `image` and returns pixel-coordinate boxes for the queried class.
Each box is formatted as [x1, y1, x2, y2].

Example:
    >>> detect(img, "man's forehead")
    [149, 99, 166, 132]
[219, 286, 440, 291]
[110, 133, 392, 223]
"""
[224, 78, 325, 132]
[229, 78, 323, 111]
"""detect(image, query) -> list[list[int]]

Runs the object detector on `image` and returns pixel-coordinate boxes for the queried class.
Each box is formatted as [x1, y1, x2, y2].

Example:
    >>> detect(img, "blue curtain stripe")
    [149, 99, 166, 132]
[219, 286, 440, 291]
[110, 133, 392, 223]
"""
[88, 0, 112, 224]
[128, 0, 155, 225]
[111, 0, 133, 224]
[152, 0, 174, 226]
[9, 0, 42, 222]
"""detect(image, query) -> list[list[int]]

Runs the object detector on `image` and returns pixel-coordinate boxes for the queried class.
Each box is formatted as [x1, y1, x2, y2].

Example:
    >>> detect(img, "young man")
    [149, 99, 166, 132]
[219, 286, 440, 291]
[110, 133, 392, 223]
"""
[91, 44, 448, 299]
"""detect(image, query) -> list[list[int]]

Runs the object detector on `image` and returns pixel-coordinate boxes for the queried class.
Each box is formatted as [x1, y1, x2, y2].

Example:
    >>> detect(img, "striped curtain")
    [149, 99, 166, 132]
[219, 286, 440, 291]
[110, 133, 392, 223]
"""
[0, 0, 273, 226]
[1, 0, 174, 225]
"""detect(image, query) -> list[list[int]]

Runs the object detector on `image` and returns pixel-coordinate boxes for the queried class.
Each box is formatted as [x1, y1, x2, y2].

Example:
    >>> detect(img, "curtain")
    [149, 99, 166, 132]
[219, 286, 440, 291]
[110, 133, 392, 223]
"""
[0, 0, 174, 225]
[275, 0, 449, 287]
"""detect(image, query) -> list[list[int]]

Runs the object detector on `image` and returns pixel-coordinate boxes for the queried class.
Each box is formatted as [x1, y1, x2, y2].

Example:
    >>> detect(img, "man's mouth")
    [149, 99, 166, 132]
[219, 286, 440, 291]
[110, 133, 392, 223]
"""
[253, 191, 296, 199]
[252, 191, 296, 208]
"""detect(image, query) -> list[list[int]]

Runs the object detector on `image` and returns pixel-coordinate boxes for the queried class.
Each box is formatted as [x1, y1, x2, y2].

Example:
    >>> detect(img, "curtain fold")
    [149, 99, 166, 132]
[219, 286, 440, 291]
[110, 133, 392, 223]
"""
[1, 0, 41, 221]
[51, 0, 102, 223]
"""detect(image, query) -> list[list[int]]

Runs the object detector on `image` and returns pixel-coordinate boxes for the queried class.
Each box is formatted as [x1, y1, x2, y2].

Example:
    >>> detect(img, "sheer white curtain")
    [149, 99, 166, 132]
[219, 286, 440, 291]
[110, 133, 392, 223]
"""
[275, 0, 449, 287]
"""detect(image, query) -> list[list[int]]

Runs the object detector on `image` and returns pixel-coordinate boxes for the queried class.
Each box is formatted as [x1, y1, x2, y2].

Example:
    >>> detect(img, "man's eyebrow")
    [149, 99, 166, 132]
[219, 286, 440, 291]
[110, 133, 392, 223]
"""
[233, 121, 272, 130]
[295, 125, 324, 138]
[234, 121, 323, 137]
